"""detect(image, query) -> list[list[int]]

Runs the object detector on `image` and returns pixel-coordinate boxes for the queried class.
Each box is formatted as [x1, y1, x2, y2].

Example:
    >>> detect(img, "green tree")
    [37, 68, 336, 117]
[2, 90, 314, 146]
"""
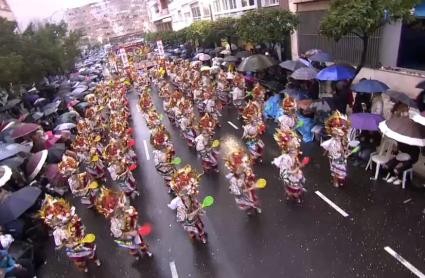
[186, 20, 216, 47]
[213, 17, 239, 53]
[321, 0, 420, 74]
[237, 9, 298, 50]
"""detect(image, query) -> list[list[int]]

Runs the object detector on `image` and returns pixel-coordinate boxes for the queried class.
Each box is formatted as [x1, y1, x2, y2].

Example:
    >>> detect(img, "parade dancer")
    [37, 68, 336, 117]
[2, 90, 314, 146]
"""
[108, 159, 139, 198]
[277, 96, 298, 132]
[217, 69, 231, 106]
[272, 129, 306, 203]
[242, 101, 265, 162]
[68, 172, 100, 208]
[225, 150, 261, 215]
[170, 165, 207, 243]
[195, 114, 219, 173]
[110, 205, 153, 260]
[252, 82, 266, 106]
[230, 73, 246, 117]
[39, 196, 101, 272]
[177, 111, 197, 148]
[321, 111, 351, 188]
[150, 126, 177, 192]
[202, 88, 222, 127]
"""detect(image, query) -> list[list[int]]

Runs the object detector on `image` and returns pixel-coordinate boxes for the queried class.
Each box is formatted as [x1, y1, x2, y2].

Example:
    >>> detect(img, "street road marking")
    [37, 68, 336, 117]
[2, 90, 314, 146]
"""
[384, 247, 425, 278]
[143, 140, 150, 160]
[169, 261, 179, 278]
[315, 191, 349, 218]
[227, 121, 239, 130]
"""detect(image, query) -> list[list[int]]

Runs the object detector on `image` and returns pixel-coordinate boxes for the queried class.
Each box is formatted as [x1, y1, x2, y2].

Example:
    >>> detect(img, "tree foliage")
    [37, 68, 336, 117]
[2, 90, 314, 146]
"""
[320, 0, 420, 72]
[0, 18, 82, 88]
[237, 9, 298, 46]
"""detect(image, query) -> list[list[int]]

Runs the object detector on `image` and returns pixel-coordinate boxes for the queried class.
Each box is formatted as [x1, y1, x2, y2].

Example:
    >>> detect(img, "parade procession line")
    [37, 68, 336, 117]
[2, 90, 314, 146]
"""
[384, 247, 425, 278]
[314, 191, 350, 218]
[227, 121, 239, 130]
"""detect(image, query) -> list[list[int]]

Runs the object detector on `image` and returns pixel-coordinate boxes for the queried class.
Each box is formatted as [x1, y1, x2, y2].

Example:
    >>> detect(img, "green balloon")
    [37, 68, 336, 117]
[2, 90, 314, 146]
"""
[172, 157, 182, 165]
[159, 114, 164, 120]
[202, 196, 214, 208]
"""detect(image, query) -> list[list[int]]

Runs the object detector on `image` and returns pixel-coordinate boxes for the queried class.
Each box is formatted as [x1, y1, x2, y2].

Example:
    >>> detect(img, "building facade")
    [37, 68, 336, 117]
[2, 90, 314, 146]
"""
[64, 0, 153, 45]
[0, 0, 15, 22]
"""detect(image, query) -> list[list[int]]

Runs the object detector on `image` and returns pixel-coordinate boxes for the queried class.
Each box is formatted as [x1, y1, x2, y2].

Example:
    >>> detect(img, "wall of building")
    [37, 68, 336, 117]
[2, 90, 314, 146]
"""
[379, 21, 402, 68]
[0, 0, 15, 21]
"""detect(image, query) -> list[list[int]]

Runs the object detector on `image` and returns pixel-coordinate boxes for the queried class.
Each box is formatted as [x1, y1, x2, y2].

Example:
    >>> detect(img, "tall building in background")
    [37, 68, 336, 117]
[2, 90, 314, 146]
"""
[0, 0, 16, 22]
[64, 0, 153, 45]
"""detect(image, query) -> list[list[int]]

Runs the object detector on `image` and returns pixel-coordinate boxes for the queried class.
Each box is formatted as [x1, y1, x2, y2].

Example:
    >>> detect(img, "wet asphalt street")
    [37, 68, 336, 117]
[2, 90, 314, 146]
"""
[37, 88, 425, 278]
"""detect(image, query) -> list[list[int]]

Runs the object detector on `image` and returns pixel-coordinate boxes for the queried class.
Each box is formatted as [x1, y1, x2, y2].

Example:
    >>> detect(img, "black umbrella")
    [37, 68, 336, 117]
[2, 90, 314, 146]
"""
[279, 60, 307, 72]
[309, 52, 333, 63]
[0, 187, 42, 225]
[74, 102, 89, 114]
[0, 143, 32, 161]
[379, 116, 425, 146]
[386, 90, 418, 108]
[237, 54, 277, 72]
[0, 99, 22, 113]
[260, 80, 285, 92]
[235, 51, 250, 58]
[416, 80, 425, 89]
[56, 111, 80, 125]
[47, 143, 66, 163]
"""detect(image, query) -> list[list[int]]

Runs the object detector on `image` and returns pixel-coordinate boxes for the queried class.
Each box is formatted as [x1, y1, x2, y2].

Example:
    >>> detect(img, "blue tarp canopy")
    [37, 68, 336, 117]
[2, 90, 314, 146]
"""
[415, 1, 425, 17]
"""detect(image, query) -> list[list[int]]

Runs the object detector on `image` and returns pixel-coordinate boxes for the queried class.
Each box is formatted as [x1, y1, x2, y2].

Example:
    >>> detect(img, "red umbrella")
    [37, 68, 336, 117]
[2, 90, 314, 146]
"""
[26, 150, 48, 181]
[11, 123, 41, 139]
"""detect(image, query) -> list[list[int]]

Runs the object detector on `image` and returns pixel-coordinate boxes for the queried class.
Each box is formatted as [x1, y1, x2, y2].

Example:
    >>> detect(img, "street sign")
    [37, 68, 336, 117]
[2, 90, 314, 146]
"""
[156, 40, 164, 56]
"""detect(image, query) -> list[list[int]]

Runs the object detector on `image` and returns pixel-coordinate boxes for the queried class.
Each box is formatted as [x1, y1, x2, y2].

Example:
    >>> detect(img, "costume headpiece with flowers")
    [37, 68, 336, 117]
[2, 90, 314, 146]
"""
[225, 149, 252, 174]
[58, 154, 79, 177]
[242, 101, 261, 122]
[282, 96, 297, 115]
[39, 195, 74, 228]
[198, 113, 216, 134]
[95, 187, 127, 217]
[150, 125, 171, 150]
[325, 111, 350, 138]
[170, 165, 201, 197]
[273, 128, 301, 152]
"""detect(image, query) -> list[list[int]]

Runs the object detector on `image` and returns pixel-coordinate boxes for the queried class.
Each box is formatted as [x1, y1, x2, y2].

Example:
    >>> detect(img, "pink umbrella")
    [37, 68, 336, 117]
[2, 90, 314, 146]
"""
[44, 131, 61, 149]
[44, 164, 66, 187]
[11, 123, 41, 140]
[26, 150, 48, 181]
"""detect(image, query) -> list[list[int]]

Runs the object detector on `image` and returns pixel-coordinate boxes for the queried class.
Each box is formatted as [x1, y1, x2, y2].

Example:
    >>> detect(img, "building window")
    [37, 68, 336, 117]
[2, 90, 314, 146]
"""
[213, 0, 221, 12]
[202, 4, 211, 17]
[191, 3, 202, 19]
[228, 0, 237, 9]
[221, 0, 228, 10]
[262, 0, 278, 6]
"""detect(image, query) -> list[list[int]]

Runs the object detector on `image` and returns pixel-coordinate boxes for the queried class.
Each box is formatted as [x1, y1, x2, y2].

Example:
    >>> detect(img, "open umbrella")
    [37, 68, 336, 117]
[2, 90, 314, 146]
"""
[260, 80, 285, 93]
[235, 51, 249, 58]
[379, 116, 425, 146]
[0, 156, 25, 170]
[74, 102, 89, 114]
[34, 98, 48, 107]
[0, 99, 22, 113]
[316, 65, 356, 81]
[309, 52, 333, 63]
[57, 111, 80, 125]
[350, 113, 385, 131]
[47, 143, 66, 163]
[412, 112, 425, 126]
[237, 54, 276, 72]
[415, 80, 425, 89]
[45, 164, 66, 187]
[290, 67, 317, 81]
[386, 90, 418, 108]
[224, 55, 239, 63]
[279, 60, 307, 72]
[54, 123, 76, 132]
[304, 48, 322, 57]
[0, 143, 32, 161]
[0, 187, 42, 225]
[197, 53, 211, 61]
[0, 166, 12, 187]
[11, 123, 41, 140]
[351, 79, 389, 93]
[213, 47, 224, 53]
[26, 150, 48, 181]
[220, 49, 231, 55]
[30, 112, 44, 122]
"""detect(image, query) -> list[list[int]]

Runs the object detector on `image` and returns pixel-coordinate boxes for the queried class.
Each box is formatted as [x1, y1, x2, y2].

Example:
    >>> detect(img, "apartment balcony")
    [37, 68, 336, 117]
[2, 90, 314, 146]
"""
[151, 8, 171, 22]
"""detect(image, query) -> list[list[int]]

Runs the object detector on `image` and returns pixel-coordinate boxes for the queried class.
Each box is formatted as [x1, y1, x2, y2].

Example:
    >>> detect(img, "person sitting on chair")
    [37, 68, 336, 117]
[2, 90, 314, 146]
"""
[383, 142, 420, 185]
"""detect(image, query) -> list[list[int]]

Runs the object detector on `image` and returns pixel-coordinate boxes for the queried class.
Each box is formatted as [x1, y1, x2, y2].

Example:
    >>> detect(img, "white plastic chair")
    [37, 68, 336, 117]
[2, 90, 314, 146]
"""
[402, 169, 413, 189]
[365, 137, 397, 180]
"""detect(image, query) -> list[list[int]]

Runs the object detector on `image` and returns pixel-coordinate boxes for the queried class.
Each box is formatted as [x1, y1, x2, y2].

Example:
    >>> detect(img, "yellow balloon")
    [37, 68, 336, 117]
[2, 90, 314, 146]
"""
[212, 140, 220, 148]
[81, 234, 96, 243]
[91, 155, 99, 162]
[256, 178, 267, 189]
[88, 181, 99, 189]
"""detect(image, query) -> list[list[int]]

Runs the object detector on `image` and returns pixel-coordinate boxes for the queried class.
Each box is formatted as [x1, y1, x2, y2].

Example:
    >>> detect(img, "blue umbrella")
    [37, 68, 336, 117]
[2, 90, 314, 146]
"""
[351, 79, 389, 93]
[316, 65, 356, 81]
